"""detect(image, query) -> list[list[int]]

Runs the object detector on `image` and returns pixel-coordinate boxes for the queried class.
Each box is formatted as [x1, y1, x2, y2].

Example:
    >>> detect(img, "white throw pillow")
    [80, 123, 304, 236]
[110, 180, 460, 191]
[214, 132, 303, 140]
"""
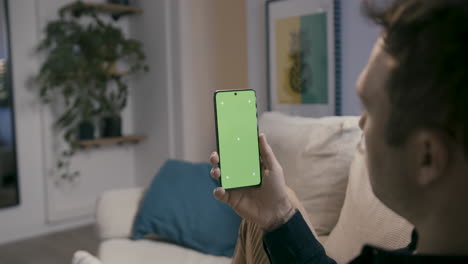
[324, 148, 414, 264]
[259, 112, 360, 236]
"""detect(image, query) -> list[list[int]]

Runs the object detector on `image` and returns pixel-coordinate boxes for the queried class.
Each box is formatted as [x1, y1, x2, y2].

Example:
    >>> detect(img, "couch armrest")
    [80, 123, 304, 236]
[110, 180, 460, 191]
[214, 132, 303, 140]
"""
[95, 187, 145, 241]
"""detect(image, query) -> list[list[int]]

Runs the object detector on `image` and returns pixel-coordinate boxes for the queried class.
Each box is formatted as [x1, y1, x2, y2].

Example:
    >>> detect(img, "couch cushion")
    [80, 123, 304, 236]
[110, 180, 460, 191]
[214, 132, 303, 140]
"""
[96, 188, 144, 240]
[131, 160, 241, 257]
[259, 112, 360, 236]
[99, 239, 231, 264]
[324, 147, 414, 264]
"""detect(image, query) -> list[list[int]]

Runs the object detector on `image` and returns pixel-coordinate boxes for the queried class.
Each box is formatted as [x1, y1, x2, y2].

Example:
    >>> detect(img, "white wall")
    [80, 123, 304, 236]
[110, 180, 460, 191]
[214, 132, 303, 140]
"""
[340, 0, 379, 115]
[246, 0, 379, 116]
[0, 0, 137, 244]
[246, 0, 268, 114]
[129, 0, 173, 187]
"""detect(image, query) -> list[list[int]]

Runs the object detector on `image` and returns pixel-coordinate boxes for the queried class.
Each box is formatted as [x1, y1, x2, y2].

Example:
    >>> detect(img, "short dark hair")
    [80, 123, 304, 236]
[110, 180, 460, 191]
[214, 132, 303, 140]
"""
[362, 0, 468, 154]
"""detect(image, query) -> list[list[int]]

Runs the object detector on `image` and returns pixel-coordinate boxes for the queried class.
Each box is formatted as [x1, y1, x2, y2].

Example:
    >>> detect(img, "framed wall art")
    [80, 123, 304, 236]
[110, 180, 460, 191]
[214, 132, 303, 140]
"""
[266, 0, 341, 116]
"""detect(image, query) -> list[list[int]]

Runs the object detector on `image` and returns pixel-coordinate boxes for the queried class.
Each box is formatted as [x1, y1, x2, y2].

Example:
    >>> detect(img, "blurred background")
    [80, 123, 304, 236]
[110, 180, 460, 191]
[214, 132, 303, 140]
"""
[0, 0, 378, 263]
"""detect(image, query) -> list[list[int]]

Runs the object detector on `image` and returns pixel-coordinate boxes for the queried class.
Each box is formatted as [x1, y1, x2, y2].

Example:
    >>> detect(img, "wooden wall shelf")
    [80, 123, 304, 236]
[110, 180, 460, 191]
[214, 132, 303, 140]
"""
[109, 70, 129, 77]
[62, 2, 143, 18]
[75, 135, 146, 148]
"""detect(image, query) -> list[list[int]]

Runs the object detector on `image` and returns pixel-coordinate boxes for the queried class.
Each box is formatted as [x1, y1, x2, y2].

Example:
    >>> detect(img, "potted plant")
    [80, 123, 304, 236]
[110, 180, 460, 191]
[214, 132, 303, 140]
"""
[36, 2, 148, 181]
[99, 77, 126, 138]
[89, 18, 147, 137]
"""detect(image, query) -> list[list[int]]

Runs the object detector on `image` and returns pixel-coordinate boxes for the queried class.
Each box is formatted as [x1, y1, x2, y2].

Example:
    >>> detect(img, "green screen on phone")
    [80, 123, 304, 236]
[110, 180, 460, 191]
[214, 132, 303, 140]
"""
[214, 90, 262, 189]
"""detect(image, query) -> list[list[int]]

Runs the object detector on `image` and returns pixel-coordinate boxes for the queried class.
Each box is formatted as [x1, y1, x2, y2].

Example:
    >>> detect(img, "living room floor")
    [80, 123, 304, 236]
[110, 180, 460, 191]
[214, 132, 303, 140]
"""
[0, 225, 98, 264]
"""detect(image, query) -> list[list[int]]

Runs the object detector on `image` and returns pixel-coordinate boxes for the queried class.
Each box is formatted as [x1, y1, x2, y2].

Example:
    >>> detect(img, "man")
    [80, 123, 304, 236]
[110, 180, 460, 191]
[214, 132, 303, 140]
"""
[209, 0, 468, 263]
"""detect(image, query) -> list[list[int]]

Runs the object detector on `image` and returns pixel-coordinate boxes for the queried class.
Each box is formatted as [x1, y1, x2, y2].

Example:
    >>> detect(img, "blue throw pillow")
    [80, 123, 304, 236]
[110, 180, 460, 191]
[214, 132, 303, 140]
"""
[132, 159, 242, 257]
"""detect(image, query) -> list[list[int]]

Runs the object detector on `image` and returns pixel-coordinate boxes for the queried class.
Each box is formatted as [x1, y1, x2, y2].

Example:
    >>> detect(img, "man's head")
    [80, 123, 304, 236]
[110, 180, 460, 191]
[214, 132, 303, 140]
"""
[357, 0, 468, 224]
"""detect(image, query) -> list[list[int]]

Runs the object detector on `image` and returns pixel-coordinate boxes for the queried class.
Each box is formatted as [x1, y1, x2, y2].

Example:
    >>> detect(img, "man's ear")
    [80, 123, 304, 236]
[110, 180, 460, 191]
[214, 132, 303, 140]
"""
[414, 131, 449, 186]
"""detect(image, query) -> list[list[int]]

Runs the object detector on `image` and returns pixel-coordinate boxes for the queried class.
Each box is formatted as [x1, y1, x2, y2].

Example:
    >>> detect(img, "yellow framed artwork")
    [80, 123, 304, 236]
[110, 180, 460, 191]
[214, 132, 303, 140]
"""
[266, 0, 341, 116]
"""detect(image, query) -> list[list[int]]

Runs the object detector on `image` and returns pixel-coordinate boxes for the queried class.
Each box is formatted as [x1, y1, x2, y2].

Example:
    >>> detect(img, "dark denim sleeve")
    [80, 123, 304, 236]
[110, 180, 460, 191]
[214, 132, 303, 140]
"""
[263, 211, 337, 264]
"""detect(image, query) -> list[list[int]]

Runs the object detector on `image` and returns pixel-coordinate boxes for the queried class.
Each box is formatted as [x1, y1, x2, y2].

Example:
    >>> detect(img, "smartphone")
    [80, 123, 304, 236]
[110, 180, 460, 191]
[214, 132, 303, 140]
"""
[214, 89, 262, 189]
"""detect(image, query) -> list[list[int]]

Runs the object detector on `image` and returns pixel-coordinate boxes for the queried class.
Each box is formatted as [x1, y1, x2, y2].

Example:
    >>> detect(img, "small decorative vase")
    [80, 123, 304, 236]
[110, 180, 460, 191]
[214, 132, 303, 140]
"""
[107, 0, 130, 5]
[101, 116, 122, 138]
[78, 121, 95, 140]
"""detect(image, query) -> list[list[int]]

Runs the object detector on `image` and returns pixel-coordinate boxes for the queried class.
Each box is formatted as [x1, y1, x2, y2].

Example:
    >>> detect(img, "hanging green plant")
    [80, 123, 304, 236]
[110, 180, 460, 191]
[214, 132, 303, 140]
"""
[36, 1, 148, 182]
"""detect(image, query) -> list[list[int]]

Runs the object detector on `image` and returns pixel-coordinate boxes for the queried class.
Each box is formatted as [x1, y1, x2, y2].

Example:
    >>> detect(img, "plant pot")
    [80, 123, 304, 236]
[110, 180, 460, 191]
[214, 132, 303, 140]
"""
[78, 121, 95, 140]
[101, 116, 122, 138]
[107, 0, 130, 5]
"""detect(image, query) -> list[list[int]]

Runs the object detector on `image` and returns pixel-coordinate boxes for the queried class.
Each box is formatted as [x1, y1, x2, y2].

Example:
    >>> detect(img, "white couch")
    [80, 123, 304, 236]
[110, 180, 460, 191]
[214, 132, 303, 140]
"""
[94, 112, 414, 264]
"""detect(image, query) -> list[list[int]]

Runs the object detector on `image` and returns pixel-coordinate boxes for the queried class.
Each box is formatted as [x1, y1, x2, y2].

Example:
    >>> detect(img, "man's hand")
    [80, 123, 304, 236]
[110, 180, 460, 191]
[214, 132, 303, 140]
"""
[210, 133, 296, 231]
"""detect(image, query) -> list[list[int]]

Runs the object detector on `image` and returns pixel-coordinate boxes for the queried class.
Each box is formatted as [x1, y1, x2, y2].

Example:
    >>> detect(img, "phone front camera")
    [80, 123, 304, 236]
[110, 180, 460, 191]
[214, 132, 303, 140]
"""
[234, 93, 237, 96]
